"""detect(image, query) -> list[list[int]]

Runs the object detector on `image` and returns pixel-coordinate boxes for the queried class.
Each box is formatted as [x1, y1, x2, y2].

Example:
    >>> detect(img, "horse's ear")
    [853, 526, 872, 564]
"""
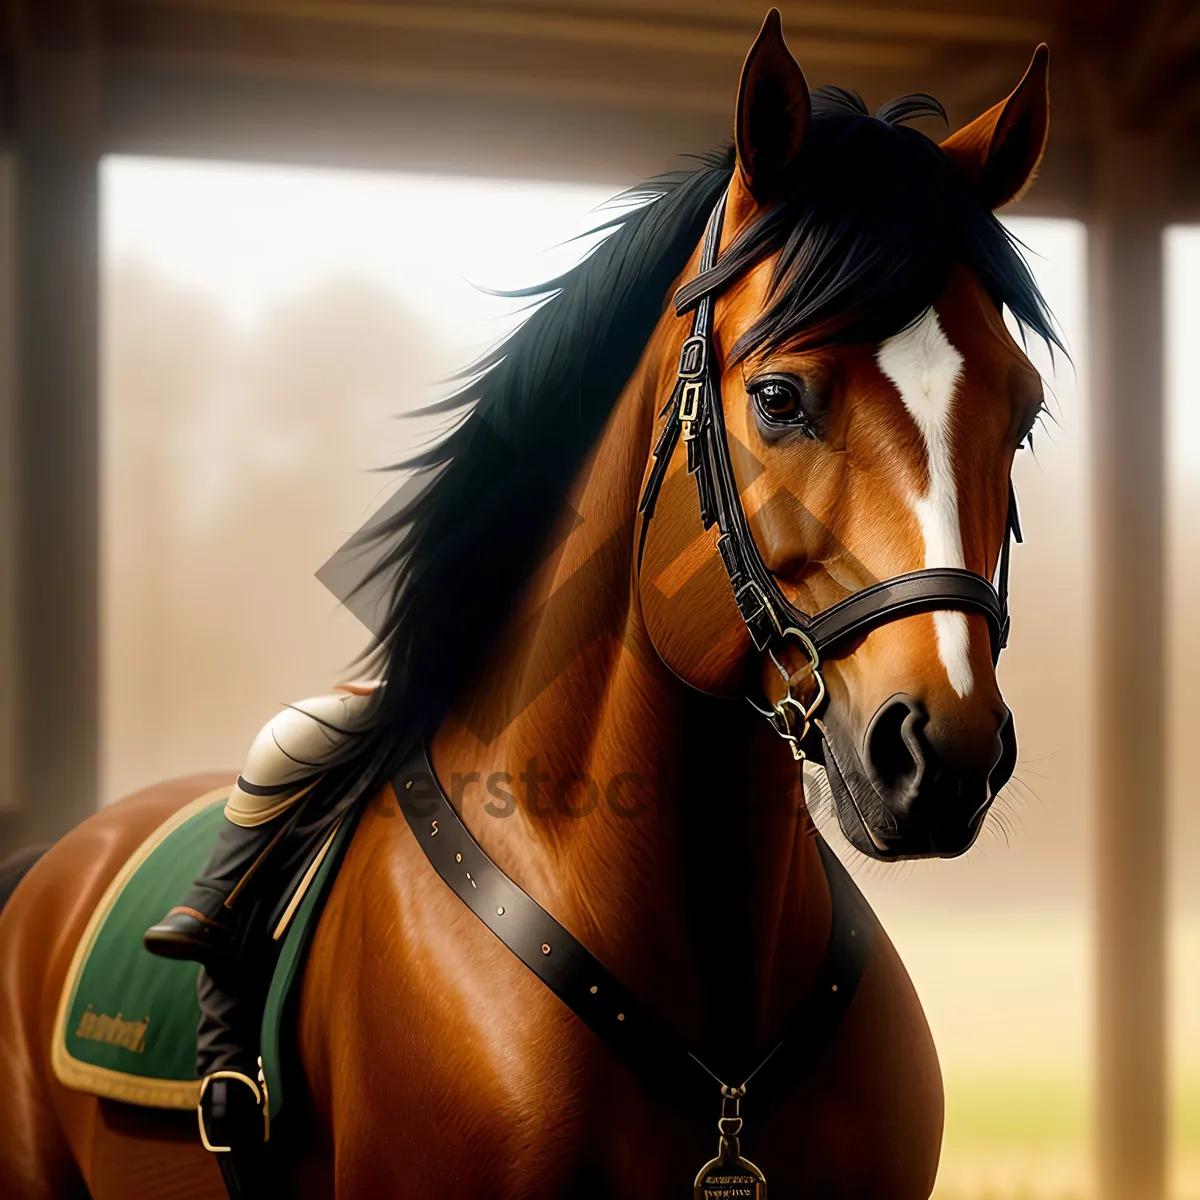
[940, 44, 1050, 210]
[734, 9, 811, 202]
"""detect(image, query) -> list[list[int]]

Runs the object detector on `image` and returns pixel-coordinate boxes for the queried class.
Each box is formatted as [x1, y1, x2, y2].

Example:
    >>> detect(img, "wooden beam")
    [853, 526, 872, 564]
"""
[100, 57, 1106, 220]
[0, 153, 13, 822]
[120, 0, 1052, 56]
[111, 0, 929, 76]
[6, 0, 101, 853]
[1120, 0, 1199, 120]
[103, 61, 729, 181]
[1089, 130, 1169, 1200]
[519, 0, 1054, 44]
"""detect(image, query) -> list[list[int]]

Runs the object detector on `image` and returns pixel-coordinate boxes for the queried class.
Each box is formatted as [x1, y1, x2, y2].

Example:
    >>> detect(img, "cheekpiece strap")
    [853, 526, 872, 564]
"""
[638, 187, 1017, 677]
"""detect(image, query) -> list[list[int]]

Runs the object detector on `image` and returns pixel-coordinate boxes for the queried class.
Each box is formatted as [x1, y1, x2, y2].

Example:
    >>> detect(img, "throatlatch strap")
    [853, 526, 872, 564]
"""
[394, 741, 873, 1112]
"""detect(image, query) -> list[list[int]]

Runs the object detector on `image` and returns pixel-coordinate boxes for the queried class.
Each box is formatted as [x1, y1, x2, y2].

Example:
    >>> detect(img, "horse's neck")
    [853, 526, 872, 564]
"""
[429, 328, 831, 1066]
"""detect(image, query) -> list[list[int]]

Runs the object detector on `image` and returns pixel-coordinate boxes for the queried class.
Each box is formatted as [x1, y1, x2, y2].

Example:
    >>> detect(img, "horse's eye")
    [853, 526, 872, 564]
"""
[748, 376, 813, 434]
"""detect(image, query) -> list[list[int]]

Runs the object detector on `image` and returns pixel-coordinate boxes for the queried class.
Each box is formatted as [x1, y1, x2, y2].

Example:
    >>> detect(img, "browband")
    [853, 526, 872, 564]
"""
[639, 189, 1020, 673]
[672, 252, 752, 318]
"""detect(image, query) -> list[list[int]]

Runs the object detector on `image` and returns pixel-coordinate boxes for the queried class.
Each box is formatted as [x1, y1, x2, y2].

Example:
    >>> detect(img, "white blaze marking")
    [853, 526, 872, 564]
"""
[876, 309, 974, 698]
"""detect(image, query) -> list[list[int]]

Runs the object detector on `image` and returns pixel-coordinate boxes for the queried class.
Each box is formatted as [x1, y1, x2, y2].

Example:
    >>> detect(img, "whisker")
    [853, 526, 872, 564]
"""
[1012, 750, 1059, 766]
[985, 808, 1014, 849]
[1000, 776, 1039, 809]
[1011, 764, 1052, 782]
[1006, 775, 1046, 809]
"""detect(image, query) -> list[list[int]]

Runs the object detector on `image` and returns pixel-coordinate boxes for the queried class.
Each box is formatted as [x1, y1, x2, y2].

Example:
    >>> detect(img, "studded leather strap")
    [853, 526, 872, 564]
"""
[394, 740, 874, 1112]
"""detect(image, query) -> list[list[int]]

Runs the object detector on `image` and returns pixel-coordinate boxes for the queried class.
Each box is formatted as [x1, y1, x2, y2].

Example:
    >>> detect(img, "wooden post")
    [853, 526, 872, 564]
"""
[6, 2, 101, 852]
[0, 155, 15, 827]
[1089, 131, 1168, 1200]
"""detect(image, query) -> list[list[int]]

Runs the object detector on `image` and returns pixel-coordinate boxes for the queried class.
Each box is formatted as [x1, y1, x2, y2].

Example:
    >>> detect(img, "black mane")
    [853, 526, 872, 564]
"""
[721, 86, 1061, 358]
[310, 92, 1061, 822]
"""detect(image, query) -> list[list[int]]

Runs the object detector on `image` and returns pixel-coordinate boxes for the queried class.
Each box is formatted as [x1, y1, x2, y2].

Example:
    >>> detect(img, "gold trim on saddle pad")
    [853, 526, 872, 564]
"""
[50, 788, 231, 1109]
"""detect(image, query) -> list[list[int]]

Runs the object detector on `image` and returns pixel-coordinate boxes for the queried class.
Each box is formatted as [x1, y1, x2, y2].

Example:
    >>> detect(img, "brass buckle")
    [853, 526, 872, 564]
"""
[734, 579, 781, 646]
[197, 1069, 267, 1153]
[767, 628, 826, 762]
[678, 334, 707, 379]
[678, 379, 704, 441]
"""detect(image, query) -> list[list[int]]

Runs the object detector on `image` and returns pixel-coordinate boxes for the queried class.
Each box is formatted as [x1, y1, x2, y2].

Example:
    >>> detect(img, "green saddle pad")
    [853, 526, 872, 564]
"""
[51, 788, 355, 1121]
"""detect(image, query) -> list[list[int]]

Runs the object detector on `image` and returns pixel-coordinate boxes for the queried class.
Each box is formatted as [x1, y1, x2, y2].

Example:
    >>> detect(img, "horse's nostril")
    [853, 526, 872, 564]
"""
[864, 694, 928, 805]
[988, 709, 1018, 798]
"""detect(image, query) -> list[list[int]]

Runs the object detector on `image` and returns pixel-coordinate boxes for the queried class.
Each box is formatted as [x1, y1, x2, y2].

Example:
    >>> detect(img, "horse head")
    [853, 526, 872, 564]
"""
[639, 11, 1053, 861]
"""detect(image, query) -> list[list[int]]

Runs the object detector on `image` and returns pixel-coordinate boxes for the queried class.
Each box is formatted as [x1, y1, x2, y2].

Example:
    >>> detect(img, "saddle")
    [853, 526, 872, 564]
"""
[51, 788, 359, 1127]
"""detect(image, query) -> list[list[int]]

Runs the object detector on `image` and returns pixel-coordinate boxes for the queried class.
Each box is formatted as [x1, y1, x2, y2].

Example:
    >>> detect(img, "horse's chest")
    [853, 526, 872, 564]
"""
[328, 1064, 876, 1199]
[301, 828, 939, 1198]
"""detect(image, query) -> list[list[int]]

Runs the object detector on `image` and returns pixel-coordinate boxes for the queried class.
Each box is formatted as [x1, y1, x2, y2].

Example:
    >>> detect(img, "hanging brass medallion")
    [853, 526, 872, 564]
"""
[693, 1089, 766, 1199]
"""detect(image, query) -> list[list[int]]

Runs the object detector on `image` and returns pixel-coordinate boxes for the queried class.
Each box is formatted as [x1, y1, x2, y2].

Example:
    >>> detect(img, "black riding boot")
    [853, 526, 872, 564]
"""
[196, 953, 278, 1200]
[144, 812, 288, 967]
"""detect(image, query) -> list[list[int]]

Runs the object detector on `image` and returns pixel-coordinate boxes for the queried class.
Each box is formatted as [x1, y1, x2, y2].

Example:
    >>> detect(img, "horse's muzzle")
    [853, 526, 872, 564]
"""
[821, 701, 1016, 860]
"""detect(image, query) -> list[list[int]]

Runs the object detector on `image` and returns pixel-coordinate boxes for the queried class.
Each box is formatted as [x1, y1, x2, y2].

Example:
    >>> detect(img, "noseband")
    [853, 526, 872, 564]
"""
[637, 190, 1021, 760]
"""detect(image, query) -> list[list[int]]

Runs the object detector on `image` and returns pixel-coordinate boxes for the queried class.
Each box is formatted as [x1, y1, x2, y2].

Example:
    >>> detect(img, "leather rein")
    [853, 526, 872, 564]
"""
[637, 189, 1022, 760]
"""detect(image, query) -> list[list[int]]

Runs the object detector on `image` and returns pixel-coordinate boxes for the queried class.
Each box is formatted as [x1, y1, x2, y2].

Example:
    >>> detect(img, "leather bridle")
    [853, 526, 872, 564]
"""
[637, 190, 1022, 760]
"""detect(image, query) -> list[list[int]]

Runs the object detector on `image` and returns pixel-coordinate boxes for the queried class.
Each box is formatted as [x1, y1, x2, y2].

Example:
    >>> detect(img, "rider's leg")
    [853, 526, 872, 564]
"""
[143, 809, 291, 964]
[194, 953, 275, 1167]
[143, 686, 378, 967]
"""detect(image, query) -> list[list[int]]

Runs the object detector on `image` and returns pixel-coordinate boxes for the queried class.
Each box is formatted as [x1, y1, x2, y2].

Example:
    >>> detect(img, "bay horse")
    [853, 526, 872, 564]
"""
[0, 12, 1057, 1198]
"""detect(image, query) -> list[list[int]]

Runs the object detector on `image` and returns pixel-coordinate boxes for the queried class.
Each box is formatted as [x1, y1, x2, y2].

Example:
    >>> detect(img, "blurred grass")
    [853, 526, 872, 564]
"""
[935, 1069, 1089, 1199]
[944, 1073, 1088, 1151]
[1176, 1078, 1200, 1199]
[860, 909, 1200, 1198]
[1180, 1078, 1200, 1154]
[928, 1070, 1200, 1198]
